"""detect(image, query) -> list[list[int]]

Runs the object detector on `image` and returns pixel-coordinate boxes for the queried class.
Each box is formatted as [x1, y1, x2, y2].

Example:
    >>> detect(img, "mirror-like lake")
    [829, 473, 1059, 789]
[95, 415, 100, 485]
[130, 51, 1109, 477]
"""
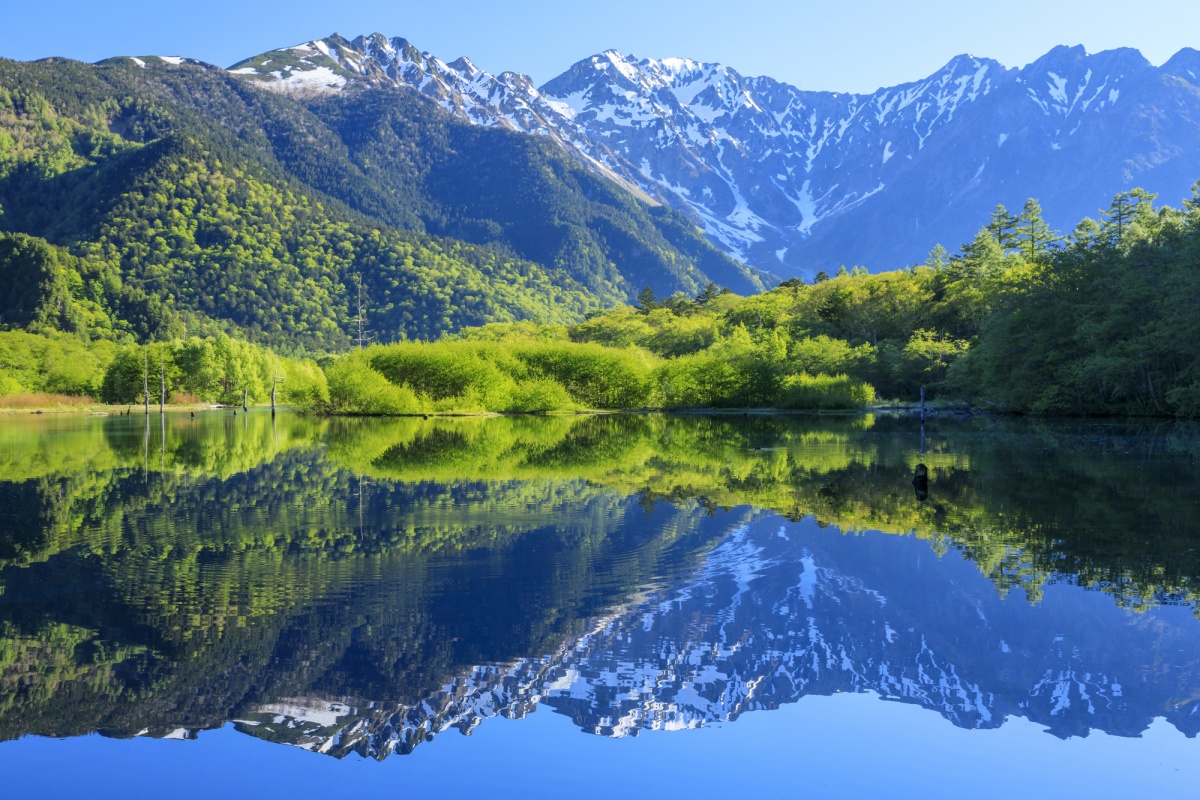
[1, 411, 1198, 797]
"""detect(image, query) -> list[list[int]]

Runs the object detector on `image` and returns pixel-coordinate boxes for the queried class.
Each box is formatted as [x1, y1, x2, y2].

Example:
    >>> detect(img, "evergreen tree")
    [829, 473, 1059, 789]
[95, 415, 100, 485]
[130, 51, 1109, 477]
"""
[986, 205, 1019, 250]
[1015, 198, 1058, 260]
[923, 244, 949, 271]
[636, 286, 659, 314]
[696, 282, 721, 306]
[1101, 189, 1157, 246]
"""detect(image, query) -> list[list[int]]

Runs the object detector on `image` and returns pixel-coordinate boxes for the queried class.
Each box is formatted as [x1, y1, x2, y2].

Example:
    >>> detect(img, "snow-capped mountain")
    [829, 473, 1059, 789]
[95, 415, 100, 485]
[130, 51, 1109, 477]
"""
[227, 515, 1200, 759]
[230, 36, 1200, 277]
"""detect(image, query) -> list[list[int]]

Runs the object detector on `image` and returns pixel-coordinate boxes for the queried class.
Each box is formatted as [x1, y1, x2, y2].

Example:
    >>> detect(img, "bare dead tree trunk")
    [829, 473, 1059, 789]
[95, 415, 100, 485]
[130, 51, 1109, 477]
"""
[271, 373, 285, 416]
[355, 275, 374, 350]
[142, 352, 150, 416]
[159, 353, 166, 414]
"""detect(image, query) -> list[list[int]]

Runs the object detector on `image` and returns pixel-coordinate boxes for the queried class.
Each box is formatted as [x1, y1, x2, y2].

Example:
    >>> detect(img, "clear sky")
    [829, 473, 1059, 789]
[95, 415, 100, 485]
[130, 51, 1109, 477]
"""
[4, 0, 1200, 93]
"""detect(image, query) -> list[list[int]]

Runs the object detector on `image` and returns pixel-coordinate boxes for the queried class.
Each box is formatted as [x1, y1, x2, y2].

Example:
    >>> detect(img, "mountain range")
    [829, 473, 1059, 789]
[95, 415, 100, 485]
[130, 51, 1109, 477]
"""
[3, 33, 1199, 347]
[228, 34, 1200, 276]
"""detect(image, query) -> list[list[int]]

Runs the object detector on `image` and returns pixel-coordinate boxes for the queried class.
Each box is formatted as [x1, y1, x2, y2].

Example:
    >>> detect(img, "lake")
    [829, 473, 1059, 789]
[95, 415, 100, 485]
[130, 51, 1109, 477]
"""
[1, 410, 1199, 797]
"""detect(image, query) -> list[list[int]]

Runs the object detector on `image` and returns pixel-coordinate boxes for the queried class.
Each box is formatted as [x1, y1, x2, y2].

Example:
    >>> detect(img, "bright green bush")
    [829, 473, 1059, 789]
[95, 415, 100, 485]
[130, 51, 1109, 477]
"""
[321, 339, 654, 414]
[325, 354, 423, 415]
[503, 378, 575, 413]
[368, 342, 528, 405]
[513, 342, 656, 408]
[278, 357, 329, 407]
[652, 352, 746, 408]
[778, 373, 876, 410]
[0, 331, 116, 397]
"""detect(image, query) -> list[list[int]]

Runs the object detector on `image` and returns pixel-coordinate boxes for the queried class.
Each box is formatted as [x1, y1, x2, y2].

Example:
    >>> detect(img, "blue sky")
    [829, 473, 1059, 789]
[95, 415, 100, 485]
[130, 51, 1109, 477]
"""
[4, 0, 1200, 92]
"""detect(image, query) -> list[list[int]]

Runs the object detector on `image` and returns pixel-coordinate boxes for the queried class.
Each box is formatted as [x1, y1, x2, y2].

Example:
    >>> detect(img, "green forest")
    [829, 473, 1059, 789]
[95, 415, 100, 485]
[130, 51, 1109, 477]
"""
[0, 56, 761, 354]
[0, 58, 1198, 416]
[5, 186, 1200, 416]
[298, 186, 1200, 417]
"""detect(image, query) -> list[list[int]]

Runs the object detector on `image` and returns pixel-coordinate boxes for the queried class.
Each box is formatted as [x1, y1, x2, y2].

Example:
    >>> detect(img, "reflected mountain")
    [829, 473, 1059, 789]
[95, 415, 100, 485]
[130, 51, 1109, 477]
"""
[0, 412, 1198, 758]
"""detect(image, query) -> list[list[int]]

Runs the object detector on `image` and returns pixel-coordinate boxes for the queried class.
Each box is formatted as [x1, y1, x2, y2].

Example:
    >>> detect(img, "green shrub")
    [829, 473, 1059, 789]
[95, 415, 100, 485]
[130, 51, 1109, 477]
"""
[279, 357, 329, 407]
[513, 342, 656, 408]
[778, 373, 876, 410]
[369, 342, 527, 403]
[325, 355, 424, 415]
[504, 378, 575, 413]
[652, 352, 745, 408]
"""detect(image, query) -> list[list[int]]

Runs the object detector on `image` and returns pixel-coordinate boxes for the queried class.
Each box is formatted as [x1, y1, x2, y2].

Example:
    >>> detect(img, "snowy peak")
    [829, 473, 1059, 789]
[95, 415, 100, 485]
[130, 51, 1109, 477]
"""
[1015, 46, 1152, 120]
[223, 37, 1200, 276]
[228, 32, 560, 132]
[101, 55, 214, 70]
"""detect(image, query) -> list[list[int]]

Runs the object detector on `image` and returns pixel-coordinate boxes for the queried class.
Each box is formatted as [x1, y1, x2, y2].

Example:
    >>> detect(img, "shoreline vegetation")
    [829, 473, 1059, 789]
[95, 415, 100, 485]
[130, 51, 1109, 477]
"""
[3, 186, 1200, 418]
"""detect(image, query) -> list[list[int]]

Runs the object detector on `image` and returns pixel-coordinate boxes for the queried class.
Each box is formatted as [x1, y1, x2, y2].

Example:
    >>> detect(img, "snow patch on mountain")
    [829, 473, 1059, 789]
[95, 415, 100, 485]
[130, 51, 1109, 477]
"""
[226, 36, 1200, 276]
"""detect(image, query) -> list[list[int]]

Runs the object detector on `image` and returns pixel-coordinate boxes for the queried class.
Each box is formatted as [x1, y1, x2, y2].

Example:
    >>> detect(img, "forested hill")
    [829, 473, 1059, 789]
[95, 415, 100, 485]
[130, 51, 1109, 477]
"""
[0, 56, 764, 351]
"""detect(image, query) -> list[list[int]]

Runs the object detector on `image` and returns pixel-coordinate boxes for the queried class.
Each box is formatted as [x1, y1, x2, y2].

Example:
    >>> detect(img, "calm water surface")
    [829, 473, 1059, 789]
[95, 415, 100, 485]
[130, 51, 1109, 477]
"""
[1, 411, 1199, 797]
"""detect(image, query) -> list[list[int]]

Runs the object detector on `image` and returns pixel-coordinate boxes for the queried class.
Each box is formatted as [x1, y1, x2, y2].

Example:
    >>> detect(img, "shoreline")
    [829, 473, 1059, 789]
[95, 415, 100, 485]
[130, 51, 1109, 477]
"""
[1, 402, 1185, 421]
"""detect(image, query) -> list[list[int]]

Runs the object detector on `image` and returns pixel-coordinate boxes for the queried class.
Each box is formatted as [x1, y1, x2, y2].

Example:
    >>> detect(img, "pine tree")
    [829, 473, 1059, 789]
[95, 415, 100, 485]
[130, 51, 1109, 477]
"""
[1101, 188, 1157, 246]
[987, 205, 1019, 250]
[923, 244, 949, 271]
[1015, 198, 1058, 260]
[636, 286, 659, 314]
[696, 282, 721, 306]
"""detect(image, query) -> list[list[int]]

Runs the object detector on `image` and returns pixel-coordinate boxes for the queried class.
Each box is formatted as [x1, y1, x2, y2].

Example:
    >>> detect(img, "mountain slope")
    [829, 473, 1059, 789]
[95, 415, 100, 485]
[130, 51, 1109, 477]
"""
[234, 35, 1200, 276]
[0, 55, 763, 349]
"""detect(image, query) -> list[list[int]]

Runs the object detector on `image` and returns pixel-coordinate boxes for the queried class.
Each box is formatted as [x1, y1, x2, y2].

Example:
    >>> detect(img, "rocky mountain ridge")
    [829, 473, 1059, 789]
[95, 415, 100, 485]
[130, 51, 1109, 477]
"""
[228, 35, 1200, 276]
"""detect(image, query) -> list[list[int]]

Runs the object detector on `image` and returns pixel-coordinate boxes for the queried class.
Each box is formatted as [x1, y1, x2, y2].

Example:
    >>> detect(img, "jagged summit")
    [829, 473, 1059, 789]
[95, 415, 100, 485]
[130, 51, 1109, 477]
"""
[224, 36, 1200, 275]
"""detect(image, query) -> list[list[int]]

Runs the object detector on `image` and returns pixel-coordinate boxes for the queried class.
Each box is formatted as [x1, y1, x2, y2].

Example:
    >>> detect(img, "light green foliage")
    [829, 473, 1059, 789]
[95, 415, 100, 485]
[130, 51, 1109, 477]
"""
[325, 353, 424, 416]
[652, 351, 745, 408]
[511, 342, 656, 408]
[901, 330, 971, 387]
[90, 334, 320, 406]
[326, 339, 655, 414]
[789, 335, 867, 377]
[0, 331, 117, 397]
[778, 373, 876, 410]
[505, 378, 576, 413]
[279, 357, 329, 406]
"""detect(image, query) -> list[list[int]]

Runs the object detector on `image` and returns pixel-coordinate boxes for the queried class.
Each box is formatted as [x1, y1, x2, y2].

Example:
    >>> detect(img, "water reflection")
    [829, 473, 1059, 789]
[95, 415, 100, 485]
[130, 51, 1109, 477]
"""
[0, 412, 1198, 758]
